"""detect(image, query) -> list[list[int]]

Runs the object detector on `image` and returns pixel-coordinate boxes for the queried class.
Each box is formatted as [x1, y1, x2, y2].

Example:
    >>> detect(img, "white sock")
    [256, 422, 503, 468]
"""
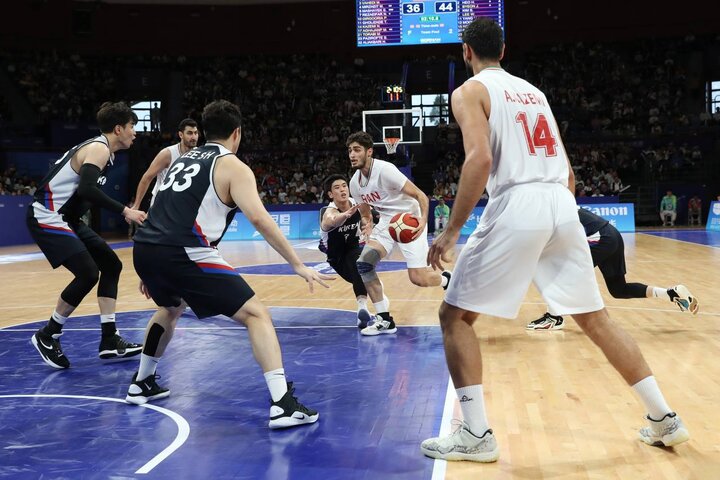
[264, 368, 288, 402]
[440, 272, 450, 288]
[357, 296, 368, 312]
[651, 287, 670, 300]
[456, 385, 489, 435]
[137, 353, 159, 381]
[373, 298, 389, 314]
[632, 376, 673, 420]
[100, 314, 116, 323]
[52, 311, 68, 325]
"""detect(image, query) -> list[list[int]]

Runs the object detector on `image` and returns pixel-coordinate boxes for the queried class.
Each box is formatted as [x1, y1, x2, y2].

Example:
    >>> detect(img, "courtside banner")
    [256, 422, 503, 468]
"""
[706, 201, 720, 232]
[580, 203, 635, 232]
[225, 211, 322, 240]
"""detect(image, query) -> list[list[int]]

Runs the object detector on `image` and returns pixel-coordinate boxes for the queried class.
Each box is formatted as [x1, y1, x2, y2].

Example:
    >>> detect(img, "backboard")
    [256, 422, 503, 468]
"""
[361, 108, 423, 147]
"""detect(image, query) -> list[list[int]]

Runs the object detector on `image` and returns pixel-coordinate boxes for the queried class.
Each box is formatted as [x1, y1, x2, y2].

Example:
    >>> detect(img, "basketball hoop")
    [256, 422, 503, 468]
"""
[383, 137, 401, 154]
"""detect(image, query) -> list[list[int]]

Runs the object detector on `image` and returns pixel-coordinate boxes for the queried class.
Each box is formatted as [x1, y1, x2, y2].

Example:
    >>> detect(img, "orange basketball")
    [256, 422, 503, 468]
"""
[389, 212, 419, 243]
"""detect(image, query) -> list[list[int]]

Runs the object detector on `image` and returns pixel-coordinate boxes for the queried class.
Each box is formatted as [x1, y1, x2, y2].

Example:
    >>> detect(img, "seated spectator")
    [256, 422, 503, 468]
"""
[660, 189, 677, 226]
[687, 195, 702, 225]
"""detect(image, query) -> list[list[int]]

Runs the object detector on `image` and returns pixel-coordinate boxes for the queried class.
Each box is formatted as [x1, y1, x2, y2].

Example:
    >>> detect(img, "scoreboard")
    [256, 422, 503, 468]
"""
[356, 0, 504, 47]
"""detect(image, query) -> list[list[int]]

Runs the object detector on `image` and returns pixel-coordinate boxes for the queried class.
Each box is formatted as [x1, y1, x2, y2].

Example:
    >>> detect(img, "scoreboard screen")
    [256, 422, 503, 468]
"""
[356, 0, 504, 48]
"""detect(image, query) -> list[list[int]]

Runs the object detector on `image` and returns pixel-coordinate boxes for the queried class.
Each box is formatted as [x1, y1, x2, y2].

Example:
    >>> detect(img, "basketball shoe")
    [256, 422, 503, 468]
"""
[526, 313, 564, 330]
[441, 271, 452, 291]
[99, 333, 143, 361]
[421, 420, 499, 462]
[668, 285, 699, 315]
[31, 330, 70, 369]
[638, 412, 690, 447]
[357, 308, 374, 330]
[360, 313, 397, 336]
[269, 382, 319, 429]
[126, 372, 170, 405]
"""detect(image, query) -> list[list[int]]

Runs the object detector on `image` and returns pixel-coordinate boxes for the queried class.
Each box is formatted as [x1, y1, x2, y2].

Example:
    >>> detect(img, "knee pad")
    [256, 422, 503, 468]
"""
[356, 247, 381, 283]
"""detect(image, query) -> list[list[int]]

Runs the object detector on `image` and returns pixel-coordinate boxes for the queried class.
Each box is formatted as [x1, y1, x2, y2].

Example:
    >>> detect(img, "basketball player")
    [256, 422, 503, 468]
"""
[346, 131, 451, 336]
[27, 102, 147, 369]
[528, 207, 699, 330]
[131, 118, 199, 210]
[127, 100, 331, 429]
[422, 18, 688, 462]
[319, 174, 373, 328]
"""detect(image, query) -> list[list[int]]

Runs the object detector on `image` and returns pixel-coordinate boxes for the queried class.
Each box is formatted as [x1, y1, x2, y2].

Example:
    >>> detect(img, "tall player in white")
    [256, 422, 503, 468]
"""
[131, 118, 199, 210]
[347, 131, 450, 336]
[421, 18, 688, 462]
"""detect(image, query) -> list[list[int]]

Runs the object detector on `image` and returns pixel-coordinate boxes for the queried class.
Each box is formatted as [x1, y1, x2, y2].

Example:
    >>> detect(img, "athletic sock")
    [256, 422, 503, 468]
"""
[137, 353, 160, 381]
[632, 376, 673, 420]
[100, 314, 117, 338]
[456, 384, 490, 435]
[264, 368, 288, 402]
[42, 311, 68, 336]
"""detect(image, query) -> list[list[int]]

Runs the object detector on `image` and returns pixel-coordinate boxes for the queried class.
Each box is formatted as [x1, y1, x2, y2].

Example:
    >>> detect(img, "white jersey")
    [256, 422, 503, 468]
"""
[468, 67, 569, 198]
[349, 158, 420, 219]
[150, 143, 182, 203]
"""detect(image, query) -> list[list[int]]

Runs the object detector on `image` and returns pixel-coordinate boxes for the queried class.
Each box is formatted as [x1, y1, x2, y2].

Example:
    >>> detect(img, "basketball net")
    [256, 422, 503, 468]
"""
[383, 137, 401, 155]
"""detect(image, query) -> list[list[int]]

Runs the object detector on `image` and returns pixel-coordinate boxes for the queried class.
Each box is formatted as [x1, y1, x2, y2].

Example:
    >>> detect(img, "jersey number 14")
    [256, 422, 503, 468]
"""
[515, 112, 558, 156]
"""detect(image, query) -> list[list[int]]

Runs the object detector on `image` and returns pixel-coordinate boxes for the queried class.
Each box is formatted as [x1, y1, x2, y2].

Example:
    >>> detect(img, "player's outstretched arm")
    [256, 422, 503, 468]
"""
[227, 157, 333, 292]
[321, 204, 359, 231]
[133, 148, 171, 209]
[357, 203, 374, 239]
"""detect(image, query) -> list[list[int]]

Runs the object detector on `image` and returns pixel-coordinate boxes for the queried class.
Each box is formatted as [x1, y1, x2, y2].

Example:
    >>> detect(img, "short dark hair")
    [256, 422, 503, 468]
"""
[345, 131, 374, 150]
[323, 174, 348, 197]
[202, 100, 242, 141]
[178, 118, 198, 132]
[461, 17, 504, 61]
[97, 102, 138, 133]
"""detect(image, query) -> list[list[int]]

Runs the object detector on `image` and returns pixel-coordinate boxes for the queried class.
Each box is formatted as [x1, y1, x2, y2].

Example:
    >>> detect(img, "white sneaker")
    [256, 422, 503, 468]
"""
[421, 420, 499, 462]
[669, 285, 699, 315]
[638, 412, 689, 447]
[360, 316, 397, 336]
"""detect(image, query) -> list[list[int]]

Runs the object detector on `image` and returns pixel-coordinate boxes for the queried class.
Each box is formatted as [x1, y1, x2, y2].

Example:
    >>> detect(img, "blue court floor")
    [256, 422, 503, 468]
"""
[638, 228, 720, 247]
[0, 308, 449, 479]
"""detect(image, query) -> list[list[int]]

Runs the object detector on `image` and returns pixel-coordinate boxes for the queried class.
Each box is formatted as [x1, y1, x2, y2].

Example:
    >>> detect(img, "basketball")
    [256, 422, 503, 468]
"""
[389, 212, 419, 243]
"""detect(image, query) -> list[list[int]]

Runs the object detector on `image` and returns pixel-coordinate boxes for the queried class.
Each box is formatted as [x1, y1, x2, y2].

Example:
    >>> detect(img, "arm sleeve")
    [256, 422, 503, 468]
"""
[77, 164, 126, 214]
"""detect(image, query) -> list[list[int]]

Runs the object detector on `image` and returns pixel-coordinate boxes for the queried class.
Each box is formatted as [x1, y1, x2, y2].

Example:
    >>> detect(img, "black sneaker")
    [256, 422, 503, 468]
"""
[442, 271, 452, 291]
[125, 372, 170, 405]
[99, 334, 143, 361]
[269, 382, 319, 429]
[526, 313, 564, 330]
[357, 308, 374, 329]
[31, 331, 70, 369]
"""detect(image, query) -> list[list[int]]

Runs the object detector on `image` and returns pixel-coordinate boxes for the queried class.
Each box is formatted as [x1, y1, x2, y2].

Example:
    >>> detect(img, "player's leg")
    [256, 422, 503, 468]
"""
[356, 238, 395, 335]
[400, 225, 450, 288]
[539, 205, 688, 447]
[337, 247, 373, 328]
[420, 301, 499, 463]
[231, 296, 318, 429]
[572, 309, 689, 446]
[31, 250, 100, 369]
[76, 223, 142, 360]
[126, 305, 182, 405]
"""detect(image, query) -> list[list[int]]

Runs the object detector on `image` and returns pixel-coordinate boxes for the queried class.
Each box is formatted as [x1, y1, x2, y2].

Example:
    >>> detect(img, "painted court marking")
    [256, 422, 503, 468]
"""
[0, 394, 190, 475]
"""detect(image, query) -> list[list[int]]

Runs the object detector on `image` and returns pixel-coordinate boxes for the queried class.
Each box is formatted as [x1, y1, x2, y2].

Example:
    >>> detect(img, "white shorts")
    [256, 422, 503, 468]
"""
[445, 183, 604, 318]
[370, 216, 429, 269]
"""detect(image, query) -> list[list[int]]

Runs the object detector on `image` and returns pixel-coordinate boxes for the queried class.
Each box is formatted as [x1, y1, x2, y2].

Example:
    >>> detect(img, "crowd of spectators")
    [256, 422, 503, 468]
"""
[2, 33, 719, 205]
[0, 166, 37, 196]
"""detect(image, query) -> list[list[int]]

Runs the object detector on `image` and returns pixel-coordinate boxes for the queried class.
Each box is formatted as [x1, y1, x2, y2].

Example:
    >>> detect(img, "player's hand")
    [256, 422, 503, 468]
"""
[293, 265, 335, 293]
[428, 227, 459, 271]
[341, 204, 359, 221]
[408, 215, 426, 240]
[123, 207, 147, 225]
[361, 220, 374, 241]
[138, 280, 151, 299]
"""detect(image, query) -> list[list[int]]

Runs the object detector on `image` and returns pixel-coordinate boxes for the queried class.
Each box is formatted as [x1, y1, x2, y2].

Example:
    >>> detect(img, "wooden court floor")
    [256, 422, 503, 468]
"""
[1, 231, 718, 480]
